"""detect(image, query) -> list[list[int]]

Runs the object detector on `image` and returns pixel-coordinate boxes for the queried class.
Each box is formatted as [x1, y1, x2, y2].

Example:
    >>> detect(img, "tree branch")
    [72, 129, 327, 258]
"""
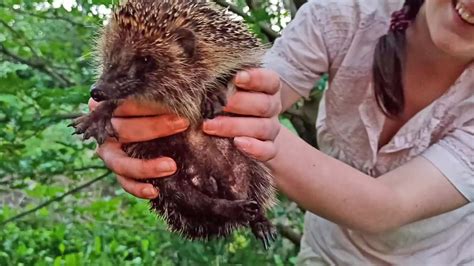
[0, 18, 75, 87]
[277, 224, 302, 247]
[285, 0, 297, 19]
[46, 165, 107, 177]
[245, 0, 257, 10]
[0, 19, 40, 59]
[213, 0, 280, 42]
[0, 172, 111, 226]
[0, 43, 74, 87]
[48, 113, 83, 120]
[293, 0, 307, 10]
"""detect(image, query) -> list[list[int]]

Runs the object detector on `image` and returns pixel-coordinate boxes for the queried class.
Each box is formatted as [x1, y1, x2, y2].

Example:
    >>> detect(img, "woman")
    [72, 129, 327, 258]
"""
[90, 0, 474, 264]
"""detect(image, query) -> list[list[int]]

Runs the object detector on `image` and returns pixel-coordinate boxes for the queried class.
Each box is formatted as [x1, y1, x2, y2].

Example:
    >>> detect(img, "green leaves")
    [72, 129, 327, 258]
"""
[0, 61, 28, 77]
[1, 187, 301, 265]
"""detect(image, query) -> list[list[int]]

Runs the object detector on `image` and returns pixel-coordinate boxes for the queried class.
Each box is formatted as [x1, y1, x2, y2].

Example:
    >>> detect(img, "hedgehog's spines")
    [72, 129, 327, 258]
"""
[114, 0, 262, 48]
[107, 0, 266, 123]
[103, 0, 275, 244]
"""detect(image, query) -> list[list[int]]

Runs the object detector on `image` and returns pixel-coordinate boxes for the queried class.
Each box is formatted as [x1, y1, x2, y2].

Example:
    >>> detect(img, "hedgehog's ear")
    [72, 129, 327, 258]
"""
[174, 28, 196, 59]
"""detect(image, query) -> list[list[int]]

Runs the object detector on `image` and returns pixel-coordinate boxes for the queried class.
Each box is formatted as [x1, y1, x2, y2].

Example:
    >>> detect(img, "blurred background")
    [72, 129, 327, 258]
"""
[0, 0, 325, 264]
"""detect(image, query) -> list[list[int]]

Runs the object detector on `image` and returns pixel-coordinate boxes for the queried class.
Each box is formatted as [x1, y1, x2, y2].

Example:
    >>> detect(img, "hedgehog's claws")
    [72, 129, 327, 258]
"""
[270, 230, 278, 241]
[201, 89, 227, 119]
[83, 131, 91, 140]
[110, 130, 119, 141]
[72, 125, 84, 135]
[104, 118, 119, 141]
[202, 98, 215, 119]
[217, 92, 227, 109]
[96, 135, 105, 145]
[261, 234, 269, 250]
[264, 229, 274, 249]
[265, 228, 277, 247]
[251, 218, 276, 250]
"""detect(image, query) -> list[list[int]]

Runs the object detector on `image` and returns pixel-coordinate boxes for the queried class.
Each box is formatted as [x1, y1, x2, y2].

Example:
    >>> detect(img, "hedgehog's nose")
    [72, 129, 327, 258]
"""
[90, 85, 108, 102]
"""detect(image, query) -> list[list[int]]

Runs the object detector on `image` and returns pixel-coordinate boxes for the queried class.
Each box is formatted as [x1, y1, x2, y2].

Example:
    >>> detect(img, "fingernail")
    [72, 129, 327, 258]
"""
[203, 119, 217, 134]
[157, 159, 176, 172]
[235, 71, 250, 85]
[171, 117, 189, 130]
[142, 187, 158, 199]
[174, 119, 189, 130]
[234, 137, 250, 151]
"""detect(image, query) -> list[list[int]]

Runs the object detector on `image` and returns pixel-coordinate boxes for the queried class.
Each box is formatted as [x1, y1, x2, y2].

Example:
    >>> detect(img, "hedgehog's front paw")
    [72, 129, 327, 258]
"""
[202, 91, 227, 119]
[71, 113, 117, 145]
[250, 219, 277, 250]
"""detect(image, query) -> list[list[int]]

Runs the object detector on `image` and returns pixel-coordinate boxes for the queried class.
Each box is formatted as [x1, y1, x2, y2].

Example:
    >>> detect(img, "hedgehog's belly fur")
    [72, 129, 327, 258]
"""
[122, 128, 274, 240]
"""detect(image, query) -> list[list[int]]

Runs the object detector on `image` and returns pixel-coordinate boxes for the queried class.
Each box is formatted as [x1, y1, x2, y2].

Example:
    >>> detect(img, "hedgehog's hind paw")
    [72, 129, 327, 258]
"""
[250, 219, 277, 250]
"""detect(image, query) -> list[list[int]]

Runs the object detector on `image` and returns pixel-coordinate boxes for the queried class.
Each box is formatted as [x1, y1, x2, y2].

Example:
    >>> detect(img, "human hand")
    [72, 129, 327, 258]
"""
[88, 98, 189, 199]
[203, 68, 282, 161]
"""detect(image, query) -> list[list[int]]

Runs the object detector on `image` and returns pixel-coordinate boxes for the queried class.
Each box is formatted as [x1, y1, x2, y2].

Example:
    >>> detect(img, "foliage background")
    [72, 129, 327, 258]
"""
[0, 0, 324, 264]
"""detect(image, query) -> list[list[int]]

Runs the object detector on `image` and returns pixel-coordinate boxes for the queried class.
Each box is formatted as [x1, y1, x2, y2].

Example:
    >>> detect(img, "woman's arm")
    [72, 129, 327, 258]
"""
[280, 80, 302, 111]
[268, 127, 468, 234]
[204, 68, 469, 234]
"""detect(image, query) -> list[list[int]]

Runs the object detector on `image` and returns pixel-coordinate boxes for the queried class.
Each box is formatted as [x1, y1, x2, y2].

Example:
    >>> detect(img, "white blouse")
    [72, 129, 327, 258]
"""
[263, 0, 474, 264]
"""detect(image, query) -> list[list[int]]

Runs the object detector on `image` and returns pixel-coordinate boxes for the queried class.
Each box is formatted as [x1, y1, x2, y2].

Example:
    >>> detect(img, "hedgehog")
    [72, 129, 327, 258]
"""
[71, 0, 277, 248]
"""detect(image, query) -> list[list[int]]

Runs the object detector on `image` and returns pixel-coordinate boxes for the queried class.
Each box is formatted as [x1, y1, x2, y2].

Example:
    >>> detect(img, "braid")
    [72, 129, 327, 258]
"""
[372, 0, 424, 117]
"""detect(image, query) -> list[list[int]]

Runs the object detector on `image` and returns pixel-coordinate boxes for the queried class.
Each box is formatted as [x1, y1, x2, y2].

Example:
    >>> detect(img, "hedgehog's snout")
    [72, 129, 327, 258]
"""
[90, 84, 109, 102]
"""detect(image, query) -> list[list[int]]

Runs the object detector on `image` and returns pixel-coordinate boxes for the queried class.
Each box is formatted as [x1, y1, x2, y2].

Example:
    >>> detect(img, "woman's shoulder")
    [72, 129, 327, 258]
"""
[300, 0, 403, 70]
[262, 0, 404, 97]
[303, 0, 402, 24]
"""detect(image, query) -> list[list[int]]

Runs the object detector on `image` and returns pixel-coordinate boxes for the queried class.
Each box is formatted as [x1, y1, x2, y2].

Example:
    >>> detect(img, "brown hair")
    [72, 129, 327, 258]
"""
[372, 0, 424, 117]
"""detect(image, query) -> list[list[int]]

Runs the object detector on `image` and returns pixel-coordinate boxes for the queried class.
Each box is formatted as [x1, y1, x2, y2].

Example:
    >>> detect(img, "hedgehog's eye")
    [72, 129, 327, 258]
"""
[136, 55, 156, 71]
[141, 56, 154, 65]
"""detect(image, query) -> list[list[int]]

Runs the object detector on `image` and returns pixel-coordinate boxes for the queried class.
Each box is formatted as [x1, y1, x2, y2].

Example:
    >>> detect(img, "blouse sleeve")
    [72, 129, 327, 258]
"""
[262, 0, 330, 98]
[422, 116, 474, 202]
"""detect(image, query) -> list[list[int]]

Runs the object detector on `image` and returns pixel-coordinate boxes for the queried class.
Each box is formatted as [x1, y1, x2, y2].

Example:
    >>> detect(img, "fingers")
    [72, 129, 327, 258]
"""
[89, 98, 183, 199]
[97, 140, 177, 179]
[88, 98, 99, 111]
[234, 69, 281, 95]
[88, 98, 169, 116]
[113, 99, 169, 117]
[203, 116, 280, 141]
[89, 98, 189, 143]
[223, 91, 282, 117]
[234, 137, 278, 162]
[116, 175, 159, 199]
[111, 115, 189, 143]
